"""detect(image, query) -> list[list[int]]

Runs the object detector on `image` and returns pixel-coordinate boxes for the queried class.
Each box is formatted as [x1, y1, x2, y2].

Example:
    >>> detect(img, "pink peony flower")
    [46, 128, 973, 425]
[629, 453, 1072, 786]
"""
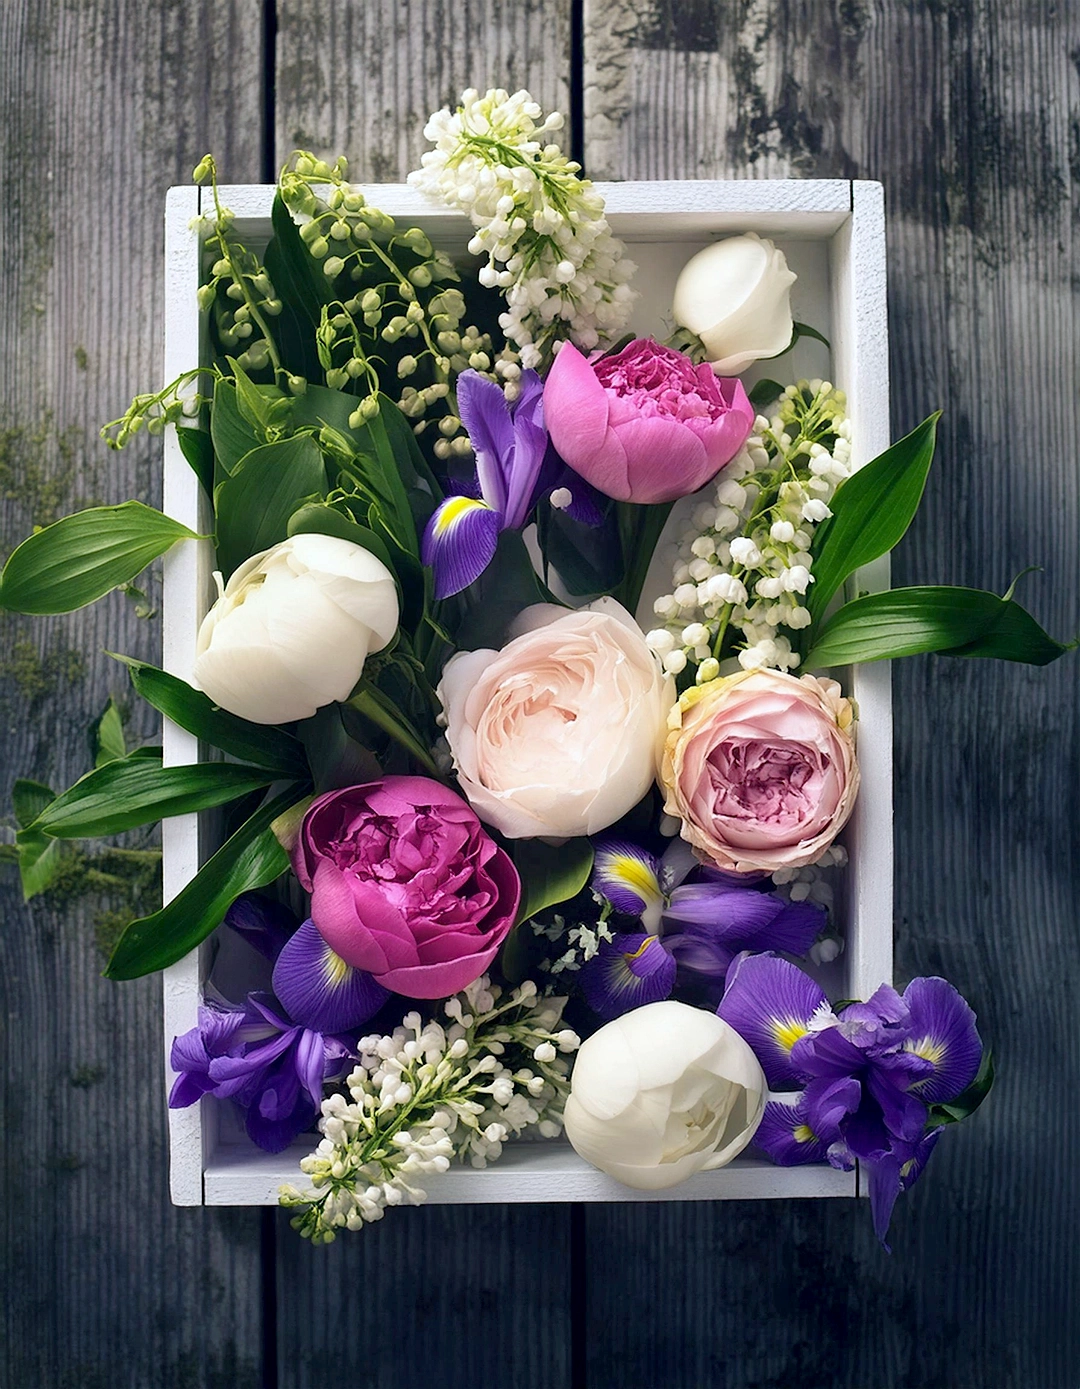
[542, 338, 755, 504]
[292, 777, 520, 999]
[660, 670, 859, 874]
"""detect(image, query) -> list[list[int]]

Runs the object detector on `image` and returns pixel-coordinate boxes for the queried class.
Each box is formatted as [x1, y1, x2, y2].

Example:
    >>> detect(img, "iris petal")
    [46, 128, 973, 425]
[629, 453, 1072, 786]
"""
[717, 952, 829, 1089]
[754, 1097, 833, 1166]
[866, 1127, 944, 1250]
[902, 976, 983, 1104]
[421, 496, 501, 599]
[579, 933, 677, 1020]
[457, 370, 515, 517]
[591, 839, 665, 923]
[224, 892, 298, 961]
[272, 919, 389, 1033]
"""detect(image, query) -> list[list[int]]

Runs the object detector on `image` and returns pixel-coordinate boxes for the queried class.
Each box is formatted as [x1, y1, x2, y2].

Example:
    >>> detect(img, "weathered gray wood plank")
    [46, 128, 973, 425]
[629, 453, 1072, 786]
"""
[583, 3, 1080, 1387]
[275, 0, 572, 179]
[271, 6, 575, 1385]
[0, 3, 267, 1385]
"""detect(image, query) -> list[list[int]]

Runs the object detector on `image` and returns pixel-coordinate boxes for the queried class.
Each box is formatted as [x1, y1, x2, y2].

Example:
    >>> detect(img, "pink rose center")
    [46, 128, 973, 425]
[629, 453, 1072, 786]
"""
[327, 809, 495, 932]
[593, 339, 728, 425]
[707, 738, 828, 834]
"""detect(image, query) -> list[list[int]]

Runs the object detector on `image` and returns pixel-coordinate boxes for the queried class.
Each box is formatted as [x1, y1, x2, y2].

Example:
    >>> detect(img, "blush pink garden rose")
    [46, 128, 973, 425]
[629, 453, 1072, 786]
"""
[438, 599, 674, 839]
[292, 776, 520, 999]
[542, 337, 755, 505]
[660, 669, 859, 875]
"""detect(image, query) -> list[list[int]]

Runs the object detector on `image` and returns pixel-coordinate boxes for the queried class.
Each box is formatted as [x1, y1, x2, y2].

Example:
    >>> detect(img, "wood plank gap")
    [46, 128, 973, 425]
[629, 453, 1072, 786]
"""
[261, 0, 279, 183]
[260, 1206, 280, 1389]
[570, 0, 585, 171]
[570, 1202, 589, 1389]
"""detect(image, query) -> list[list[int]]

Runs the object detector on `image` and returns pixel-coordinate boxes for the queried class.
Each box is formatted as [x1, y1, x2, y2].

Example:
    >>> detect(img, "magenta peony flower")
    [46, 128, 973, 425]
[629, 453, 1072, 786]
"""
[292, 776, 520, 999]
[542, 338, 755, 504]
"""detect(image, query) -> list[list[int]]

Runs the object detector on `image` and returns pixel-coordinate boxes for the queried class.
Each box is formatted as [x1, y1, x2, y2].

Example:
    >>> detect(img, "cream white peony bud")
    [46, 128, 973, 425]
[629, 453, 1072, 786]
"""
[193, 534, 399, 724]
[563, 1001, 766, 1190]
[672, 233, 797, 376]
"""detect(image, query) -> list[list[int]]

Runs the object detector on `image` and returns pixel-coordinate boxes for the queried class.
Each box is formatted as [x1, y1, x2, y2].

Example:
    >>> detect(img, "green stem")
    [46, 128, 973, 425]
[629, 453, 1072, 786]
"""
[346, 684, 441, 778]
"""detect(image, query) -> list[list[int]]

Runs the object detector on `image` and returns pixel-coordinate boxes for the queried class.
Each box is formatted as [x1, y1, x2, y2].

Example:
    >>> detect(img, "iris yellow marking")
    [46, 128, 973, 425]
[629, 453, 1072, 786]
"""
[434, 495, 487, 534]
[624, 935, 659, 962]
[770, 1017, 809, 1052]
[905, 1035, 945, 1067]
[323, 949, 351, 987]
[608, 853, 662, 906]
[793, 1124, 816, 1144]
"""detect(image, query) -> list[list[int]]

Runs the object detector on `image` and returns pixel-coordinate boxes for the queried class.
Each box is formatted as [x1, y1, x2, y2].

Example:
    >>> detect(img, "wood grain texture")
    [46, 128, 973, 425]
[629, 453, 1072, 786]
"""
[272, 5, 575, 1384]
[275, 0, 572, 180]
[583, 2, 1080, 1387]
[0, 2, 266, 1385]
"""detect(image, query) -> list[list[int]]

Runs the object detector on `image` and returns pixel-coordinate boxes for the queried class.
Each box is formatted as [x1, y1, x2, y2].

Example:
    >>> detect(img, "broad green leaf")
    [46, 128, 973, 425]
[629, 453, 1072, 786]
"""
[512, 837, 595, 927]
[15, 828, 63, 900]
[12, 778, 56, 829]
[228, 357, 291, 435]
[210, 377, 261, 477]
[297, 702, 381, 793]
[537, 495, 624, 599]
[376, 394, 443, 530]
[0, 502, 198, 616]
[104, 791, 294, 979]
[175, 425, 214, 495]
[748, 378, 785, 410]
[109, 655, 309, 776]
[808, 414, 940, 623]
[450, 530, 553, 650]
[30, 752, 281, 839]
[614, 500, 675, 614]
[94, 699, 127, 766]
[214, 434, 327, 577]
[804, 586, 1070, 669]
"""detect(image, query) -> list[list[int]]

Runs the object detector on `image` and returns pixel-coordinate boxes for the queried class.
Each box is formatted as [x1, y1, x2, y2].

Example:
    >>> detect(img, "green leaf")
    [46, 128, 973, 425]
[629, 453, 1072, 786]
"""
[30, 752, 281, 839]
[296, 703, 381, 793]
[512, 837, 595, 927]
[808, 414, 940, 623]
[104, 791, 294, 979]
[109, 655, 309, 776]
[210, 377, 262, 478]
[214, 434, 328, 577]
[228, 356, 289, 435]
[14, 828, 63, 900]
[748, 378, 785, 410]
[175, 425, 214, 495]
[792, 320, 831, 349]
[614, 500, 675, 614]
[0, 502, 198, 616]
[928, 1050, 995, 1126]
[12, 778, 56, 828]
[537, 495, 625, 599]
[94, 699, 127, 766]
[803, 586, 1071, 669]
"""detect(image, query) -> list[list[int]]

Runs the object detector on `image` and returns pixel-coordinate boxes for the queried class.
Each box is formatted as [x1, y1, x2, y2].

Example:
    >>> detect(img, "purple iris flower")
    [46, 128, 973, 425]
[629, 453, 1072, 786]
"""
[168, 895, 389, 1153]
[421, 369, 602, 598]
[579, 838, 825, 1020]
[169, 995, 354, 1153]
[717, 952, 984, 1245]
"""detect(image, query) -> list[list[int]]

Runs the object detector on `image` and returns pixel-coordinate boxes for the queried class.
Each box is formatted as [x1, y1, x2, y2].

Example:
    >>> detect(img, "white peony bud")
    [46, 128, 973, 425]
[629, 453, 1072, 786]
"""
[193, 534, 399, 724]
[672, 233, 797, 375]
[563, 1002, 766, 1190]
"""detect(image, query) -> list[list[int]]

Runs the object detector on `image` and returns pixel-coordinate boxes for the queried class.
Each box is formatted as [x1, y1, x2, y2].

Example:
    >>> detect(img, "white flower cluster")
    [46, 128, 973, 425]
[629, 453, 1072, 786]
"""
[280, 976, 579, 1242]
[409, 88, 636, 374]
[646, 381, 852, 676]
[770, 843, 849, 965]
[530, 911, 616, 975]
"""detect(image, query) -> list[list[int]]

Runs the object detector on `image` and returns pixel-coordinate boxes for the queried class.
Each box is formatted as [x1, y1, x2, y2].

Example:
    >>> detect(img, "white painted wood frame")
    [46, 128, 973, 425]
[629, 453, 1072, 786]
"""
[161, 179, 890, 1206]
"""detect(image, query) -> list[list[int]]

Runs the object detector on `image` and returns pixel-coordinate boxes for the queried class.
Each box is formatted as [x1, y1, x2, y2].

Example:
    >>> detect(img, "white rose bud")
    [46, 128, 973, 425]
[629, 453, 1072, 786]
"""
[672, 233, 797, 376]
[193, 534, 399, 724]
[563, 1001, 766, 1190]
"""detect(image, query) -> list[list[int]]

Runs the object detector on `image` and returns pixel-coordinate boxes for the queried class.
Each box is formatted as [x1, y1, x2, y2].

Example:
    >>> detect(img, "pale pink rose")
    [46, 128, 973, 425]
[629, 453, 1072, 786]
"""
[660, 669, 859, 874]
[438, 598, 674, 839]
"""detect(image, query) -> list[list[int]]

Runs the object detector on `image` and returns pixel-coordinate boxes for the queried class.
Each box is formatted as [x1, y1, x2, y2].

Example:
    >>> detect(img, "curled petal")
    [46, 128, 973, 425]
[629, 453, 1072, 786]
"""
[717, 952, 829, 1089]
[421, 496, 501, 599]
[902, 976, 983, 1104]
[866, 1127, 944, 1250]
[591, 839, 664, 924]
[578, 933, 677, 1020]
[272, 919, 390, 1032]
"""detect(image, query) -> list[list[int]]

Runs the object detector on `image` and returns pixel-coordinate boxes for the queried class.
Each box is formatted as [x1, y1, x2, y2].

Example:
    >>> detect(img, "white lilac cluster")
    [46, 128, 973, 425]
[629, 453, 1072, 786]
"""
[279, 976, 579, 1242]
[646, 380, 852, 677]
[408, 87, 636, 375]
[531, 911, 616, 975]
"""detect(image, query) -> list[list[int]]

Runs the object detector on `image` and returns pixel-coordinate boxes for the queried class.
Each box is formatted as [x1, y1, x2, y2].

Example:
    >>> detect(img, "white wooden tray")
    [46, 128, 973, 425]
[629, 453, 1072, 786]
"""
[161, 179, 890, 1206]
